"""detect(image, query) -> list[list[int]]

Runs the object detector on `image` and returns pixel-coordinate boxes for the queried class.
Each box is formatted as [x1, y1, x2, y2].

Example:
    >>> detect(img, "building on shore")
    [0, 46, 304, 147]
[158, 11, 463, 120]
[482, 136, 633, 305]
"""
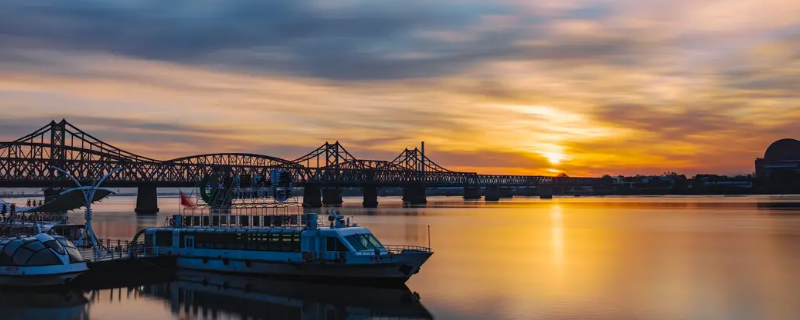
[755, 138, 800, 193]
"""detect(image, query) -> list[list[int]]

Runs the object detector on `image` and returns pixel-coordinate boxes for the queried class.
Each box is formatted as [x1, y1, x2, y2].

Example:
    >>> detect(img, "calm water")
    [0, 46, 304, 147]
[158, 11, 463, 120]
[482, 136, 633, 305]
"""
[5, 195, 800, 320]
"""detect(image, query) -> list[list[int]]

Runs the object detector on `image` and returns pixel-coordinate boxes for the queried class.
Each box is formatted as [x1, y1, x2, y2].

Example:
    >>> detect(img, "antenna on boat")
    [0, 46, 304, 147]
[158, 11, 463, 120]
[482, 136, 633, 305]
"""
[427, 225, 431, 249]
[328, 207, 345, 228]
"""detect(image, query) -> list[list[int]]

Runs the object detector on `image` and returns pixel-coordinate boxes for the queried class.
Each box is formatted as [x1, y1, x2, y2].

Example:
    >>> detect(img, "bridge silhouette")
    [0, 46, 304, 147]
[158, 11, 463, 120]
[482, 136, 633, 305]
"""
[0, 120, 607, 211]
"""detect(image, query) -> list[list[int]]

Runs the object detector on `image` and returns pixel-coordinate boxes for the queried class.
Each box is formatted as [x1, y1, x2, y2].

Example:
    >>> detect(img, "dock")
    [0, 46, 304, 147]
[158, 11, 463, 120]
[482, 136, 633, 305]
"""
[72, 241, 177, 289]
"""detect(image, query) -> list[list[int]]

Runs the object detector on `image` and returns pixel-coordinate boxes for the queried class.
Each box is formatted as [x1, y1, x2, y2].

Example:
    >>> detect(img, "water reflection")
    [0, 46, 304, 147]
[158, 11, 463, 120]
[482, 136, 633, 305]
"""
[1, 289, 88, 320]
[550, 204, 564, 267]
[44, 195, 800, 319]
[140, 271, 433, 320]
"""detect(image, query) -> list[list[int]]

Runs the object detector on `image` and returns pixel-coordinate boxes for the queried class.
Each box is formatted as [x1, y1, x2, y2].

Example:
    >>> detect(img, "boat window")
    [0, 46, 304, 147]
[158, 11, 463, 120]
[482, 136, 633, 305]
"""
[344, 235, 365, 251]
[156, 230, 173, 247]
[364, 234, 384, 249]
[291, 231, 301, 252]
[22, 240, 46, 252]
[171, 227, 302, 252]
[268, 231, 280, 251]
[144, 234, 153, 248]
[348, 234, 372, 250]
[326, 237, 349, 252]
[11, 247, 35, 265]
[57, 238, 75, 248]
[44, 240, 66, 255]
[344, 234, 385, 251]
[280, 231, 292, 251]
[66, 247, 84, 263]
[260, 234, 270, 251]
[214, 232, 226, 249]
[27, 250, 61, 266]
[0, 250, 12, 266]
[3, 240, 23, 256]
[234, 232, 245, 250]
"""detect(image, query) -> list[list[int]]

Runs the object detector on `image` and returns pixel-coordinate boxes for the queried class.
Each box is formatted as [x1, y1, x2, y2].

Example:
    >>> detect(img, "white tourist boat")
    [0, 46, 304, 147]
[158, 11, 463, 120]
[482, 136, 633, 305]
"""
[0, 232, 88, 286]
[133, 210, 433, 285]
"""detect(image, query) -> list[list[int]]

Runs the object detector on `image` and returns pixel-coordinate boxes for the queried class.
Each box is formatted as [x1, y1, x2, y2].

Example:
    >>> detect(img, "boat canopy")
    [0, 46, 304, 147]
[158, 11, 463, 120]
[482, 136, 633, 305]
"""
[25, 188, 115, 213]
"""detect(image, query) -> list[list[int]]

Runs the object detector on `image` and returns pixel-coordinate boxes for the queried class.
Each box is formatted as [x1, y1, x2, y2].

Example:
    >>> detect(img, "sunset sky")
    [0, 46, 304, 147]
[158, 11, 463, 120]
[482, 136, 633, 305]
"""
[0, 0, 798, 176]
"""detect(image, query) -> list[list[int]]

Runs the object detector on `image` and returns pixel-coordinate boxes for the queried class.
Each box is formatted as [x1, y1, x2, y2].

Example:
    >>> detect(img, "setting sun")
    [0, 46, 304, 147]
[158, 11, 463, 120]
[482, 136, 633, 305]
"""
[543, 151, 565, 166]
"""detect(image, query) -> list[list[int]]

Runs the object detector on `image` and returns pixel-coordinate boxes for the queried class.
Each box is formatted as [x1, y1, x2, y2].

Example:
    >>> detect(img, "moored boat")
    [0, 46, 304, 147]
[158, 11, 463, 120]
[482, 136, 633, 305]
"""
[0, 233, 88, 286]
[133, 210, 433, 285]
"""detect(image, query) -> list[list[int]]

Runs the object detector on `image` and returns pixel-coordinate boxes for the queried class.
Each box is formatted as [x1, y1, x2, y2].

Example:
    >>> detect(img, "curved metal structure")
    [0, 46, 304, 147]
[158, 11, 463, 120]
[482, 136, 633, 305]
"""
[0, 120, 606, 188]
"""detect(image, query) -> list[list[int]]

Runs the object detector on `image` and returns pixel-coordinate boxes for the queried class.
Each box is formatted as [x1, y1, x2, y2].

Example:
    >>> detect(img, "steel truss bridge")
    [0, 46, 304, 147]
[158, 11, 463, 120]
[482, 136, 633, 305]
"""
[0, 120, 604, 189]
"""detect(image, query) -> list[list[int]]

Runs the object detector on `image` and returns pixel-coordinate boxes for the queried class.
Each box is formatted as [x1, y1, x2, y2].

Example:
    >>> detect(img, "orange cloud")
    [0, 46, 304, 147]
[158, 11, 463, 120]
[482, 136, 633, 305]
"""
[1, 0, 798, 176]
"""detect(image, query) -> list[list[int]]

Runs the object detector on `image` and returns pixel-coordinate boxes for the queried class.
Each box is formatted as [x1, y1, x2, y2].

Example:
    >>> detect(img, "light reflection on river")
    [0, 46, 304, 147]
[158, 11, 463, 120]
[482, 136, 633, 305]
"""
[6, 195, 800, 320]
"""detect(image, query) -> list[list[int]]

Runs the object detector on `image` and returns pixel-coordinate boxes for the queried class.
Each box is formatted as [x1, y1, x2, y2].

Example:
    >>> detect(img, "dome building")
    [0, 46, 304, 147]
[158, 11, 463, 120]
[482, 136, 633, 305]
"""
[755, 138, 800, 192]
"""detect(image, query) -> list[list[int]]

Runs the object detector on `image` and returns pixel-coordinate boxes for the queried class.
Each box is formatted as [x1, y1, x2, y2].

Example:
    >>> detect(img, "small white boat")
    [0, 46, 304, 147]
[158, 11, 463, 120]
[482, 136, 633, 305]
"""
[133, 210, 433, 285]
[0, 233, 88, 286]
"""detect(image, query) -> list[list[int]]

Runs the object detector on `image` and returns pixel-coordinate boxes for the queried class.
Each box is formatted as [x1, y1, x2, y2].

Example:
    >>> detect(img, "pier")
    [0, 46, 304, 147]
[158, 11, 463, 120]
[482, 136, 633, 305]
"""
[71, 240, 176, 288]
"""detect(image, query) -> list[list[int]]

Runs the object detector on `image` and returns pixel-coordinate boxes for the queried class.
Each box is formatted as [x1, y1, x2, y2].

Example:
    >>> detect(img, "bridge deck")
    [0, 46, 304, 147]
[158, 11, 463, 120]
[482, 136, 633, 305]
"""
[0, 120, 607, 188]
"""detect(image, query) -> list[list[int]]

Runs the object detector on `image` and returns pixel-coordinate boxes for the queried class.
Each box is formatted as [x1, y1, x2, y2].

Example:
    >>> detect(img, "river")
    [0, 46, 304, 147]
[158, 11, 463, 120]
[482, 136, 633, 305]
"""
[5, 195, 800, 320]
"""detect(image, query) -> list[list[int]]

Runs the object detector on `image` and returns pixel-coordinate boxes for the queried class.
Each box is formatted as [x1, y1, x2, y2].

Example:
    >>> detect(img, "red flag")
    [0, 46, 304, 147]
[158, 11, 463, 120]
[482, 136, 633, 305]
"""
[180, 191, 195, 207]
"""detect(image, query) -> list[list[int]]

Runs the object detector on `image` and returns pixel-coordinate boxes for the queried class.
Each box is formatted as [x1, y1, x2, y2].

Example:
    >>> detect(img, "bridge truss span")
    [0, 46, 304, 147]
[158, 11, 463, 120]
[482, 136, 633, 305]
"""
[0, 120, 606, 188]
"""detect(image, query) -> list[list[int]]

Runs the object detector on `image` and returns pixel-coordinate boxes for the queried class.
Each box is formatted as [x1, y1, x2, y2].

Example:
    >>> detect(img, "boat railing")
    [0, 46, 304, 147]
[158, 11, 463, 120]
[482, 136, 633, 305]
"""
[386, 245, 431, 253]
[77, 242, 173, 262]
[353, 245, 431, 256]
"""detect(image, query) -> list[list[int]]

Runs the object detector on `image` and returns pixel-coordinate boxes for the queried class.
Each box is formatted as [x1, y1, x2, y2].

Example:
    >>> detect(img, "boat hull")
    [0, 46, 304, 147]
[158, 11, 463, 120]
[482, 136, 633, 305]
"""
[176, 253, 432, 285]
[0, 263, 88, 286]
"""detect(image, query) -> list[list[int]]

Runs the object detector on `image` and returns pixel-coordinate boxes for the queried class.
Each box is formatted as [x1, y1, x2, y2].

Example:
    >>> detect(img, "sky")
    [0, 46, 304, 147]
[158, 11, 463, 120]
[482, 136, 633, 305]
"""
[0, 0, 798, 177]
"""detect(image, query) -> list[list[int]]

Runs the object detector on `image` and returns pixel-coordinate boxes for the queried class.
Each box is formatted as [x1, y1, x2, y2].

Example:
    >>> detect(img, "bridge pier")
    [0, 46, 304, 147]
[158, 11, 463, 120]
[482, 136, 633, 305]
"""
[302, 185, 322, 208]
[463, 186, 481, 200]
[484, 186, 500, 201]
[362, 185, 379, 208]
[135, 185, 159, 215]
[322, 188, 343, 206]
[539, 186, 554, 199]
[499, 188, 514, 198]
[523, 187, 537, 197]
[402, 186, 427, 205]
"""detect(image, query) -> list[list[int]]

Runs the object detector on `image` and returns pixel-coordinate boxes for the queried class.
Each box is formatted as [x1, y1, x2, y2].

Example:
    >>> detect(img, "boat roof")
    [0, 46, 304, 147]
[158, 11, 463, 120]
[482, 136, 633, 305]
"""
[26, 188, 115, 213]
[146, 226, 372, 234]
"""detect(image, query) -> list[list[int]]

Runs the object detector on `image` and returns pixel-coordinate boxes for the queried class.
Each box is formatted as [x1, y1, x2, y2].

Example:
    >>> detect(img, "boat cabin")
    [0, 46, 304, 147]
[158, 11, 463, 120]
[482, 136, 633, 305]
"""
[141, 226, 386, 256]
[139, 213, 388, 258]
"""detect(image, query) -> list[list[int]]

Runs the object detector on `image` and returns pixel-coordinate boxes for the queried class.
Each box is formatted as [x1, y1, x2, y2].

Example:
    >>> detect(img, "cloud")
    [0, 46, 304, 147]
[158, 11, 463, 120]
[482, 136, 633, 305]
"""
[1, 0, 800, 176]
[590, 104, 743, 140]
[0, 0, 528, 80]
